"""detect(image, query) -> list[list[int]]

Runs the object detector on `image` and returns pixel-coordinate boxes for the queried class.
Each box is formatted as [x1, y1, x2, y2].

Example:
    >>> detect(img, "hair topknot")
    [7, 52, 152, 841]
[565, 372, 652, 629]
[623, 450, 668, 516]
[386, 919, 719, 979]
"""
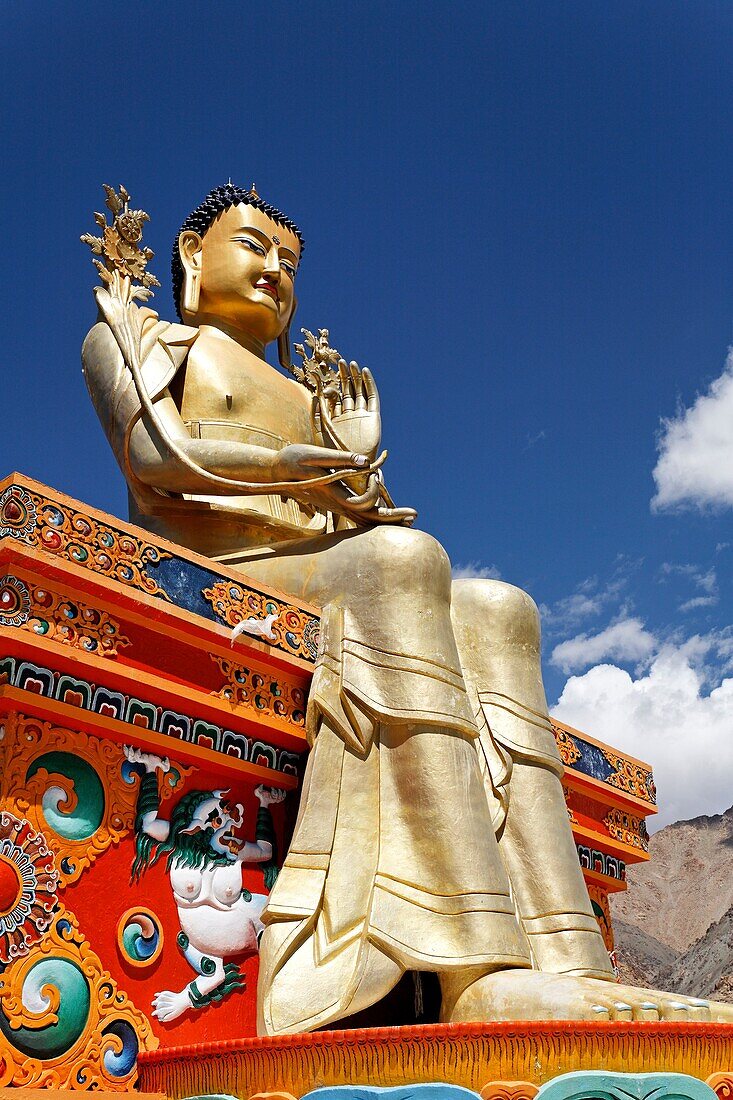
[170, 183, 305, 318]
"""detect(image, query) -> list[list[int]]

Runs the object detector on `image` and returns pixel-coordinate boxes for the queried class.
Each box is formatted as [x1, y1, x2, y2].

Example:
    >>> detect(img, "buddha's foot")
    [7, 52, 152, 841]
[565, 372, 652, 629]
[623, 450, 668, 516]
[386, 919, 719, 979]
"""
[443, 969, 733, 1023]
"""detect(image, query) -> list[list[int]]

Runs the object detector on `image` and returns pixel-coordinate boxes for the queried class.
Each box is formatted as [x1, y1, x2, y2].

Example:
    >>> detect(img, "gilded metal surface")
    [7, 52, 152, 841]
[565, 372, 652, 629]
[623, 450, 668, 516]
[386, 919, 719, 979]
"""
[82, 183, 733, 1033]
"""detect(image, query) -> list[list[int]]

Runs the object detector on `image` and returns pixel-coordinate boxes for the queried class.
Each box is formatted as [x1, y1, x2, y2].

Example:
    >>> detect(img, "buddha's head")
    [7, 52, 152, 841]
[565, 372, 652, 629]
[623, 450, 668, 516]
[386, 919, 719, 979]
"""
[171, 184, 304, 353]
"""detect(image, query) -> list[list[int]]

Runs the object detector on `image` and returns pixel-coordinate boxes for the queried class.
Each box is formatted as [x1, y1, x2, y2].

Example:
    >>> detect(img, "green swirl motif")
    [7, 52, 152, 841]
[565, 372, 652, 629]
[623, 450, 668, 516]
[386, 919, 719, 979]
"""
[120, 910, 162, 964]
[0, 956, 90, 1058]
[27, 752, 104, 841]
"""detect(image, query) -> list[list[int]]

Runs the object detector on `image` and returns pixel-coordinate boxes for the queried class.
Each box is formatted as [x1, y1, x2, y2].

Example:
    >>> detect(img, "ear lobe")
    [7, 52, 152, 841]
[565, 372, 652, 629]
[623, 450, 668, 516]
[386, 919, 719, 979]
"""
[278, 296, 298, 371]
[179, 231, 203, 316]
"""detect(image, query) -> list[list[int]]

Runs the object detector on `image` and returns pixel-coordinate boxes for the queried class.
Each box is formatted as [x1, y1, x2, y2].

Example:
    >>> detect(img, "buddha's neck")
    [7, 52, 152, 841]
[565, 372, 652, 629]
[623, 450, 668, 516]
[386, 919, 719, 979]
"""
[194, 317, 267, 360]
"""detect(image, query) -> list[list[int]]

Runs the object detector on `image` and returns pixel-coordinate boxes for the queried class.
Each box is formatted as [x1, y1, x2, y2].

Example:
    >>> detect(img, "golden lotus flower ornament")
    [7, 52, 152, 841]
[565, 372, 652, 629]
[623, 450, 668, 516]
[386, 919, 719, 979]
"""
[81, 184, 160, 300]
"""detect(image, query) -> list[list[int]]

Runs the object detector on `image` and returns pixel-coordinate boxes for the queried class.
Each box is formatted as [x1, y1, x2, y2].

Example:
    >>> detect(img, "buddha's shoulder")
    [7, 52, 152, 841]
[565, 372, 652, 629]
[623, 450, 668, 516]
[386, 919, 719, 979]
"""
[82, 311, 199, 399]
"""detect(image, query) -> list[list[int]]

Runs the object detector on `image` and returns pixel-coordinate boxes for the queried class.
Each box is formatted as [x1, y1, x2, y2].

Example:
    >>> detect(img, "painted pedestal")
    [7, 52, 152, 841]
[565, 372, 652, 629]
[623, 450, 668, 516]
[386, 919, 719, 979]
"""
[0, 474, 725, 1096]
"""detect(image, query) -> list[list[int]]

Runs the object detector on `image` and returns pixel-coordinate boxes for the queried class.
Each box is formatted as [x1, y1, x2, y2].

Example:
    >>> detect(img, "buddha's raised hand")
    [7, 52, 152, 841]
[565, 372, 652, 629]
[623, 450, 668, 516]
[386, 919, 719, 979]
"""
[317, 359, 382, 461]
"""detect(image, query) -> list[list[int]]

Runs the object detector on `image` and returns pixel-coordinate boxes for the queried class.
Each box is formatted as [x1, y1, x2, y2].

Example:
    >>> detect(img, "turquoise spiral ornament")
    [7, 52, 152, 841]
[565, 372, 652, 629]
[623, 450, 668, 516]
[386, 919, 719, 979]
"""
[117, 907, 164, 967]
[0, 956, 90, 1058]
[101, 1019, 139, 1078]
[27, 752, 104, 840]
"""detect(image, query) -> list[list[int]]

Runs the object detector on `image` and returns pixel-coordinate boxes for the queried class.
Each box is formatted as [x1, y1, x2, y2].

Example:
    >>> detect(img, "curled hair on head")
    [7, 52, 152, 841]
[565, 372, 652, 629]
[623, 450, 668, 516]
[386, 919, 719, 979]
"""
[170, 183, 305, 319]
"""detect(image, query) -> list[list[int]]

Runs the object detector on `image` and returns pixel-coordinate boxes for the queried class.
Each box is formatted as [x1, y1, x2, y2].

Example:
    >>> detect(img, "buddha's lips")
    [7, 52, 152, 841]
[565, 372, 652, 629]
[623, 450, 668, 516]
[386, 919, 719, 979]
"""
[256, 281, 279, 302]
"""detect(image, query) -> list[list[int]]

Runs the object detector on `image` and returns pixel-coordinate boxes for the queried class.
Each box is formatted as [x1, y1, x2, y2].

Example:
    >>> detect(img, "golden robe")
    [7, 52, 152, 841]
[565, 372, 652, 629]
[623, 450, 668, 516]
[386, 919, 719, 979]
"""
[82, 320, 614, 1037]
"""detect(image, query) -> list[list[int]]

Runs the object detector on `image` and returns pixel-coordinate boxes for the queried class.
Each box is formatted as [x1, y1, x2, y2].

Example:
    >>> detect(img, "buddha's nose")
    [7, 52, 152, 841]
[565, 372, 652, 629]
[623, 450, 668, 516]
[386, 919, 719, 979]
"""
[263, 244, 281, 281]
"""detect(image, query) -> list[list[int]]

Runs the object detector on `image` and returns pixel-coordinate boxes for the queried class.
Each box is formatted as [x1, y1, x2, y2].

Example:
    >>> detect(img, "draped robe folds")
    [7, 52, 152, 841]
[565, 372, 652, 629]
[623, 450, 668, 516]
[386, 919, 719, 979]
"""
[230, 526, 552, 1036]
[82, 322, 613, 1037]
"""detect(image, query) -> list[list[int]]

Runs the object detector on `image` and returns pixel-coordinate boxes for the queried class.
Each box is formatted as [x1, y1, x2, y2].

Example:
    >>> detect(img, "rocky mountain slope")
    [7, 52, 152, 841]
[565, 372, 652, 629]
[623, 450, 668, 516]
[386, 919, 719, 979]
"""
[611, 805, 733, 999]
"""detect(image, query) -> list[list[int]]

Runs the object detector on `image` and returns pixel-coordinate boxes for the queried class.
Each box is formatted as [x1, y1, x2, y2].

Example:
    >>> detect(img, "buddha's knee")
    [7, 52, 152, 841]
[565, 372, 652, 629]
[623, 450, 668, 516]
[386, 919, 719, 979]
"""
[354, 525, 452, 598]
[452, 578, 542, 654]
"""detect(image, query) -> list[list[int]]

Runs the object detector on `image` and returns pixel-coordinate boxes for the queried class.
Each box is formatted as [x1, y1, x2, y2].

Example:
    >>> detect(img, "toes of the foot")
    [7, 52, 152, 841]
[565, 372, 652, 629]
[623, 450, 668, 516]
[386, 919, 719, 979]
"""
[661, 1000, 691, 1021]
[634, 1000, 661, 1022]
[610, 1000, 633, 1021]
[686, 999, 711, 1021]
[591, 1004, 611, 1020]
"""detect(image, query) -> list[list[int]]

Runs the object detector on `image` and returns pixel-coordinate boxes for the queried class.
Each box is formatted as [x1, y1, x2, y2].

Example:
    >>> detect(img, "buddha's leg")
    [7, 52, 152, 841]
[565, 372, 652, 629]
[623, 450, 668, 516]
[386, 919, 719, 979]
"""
[441, 578, 733, 1022]
[233, 529, 531, 1034]
[449, 578, 612, 979]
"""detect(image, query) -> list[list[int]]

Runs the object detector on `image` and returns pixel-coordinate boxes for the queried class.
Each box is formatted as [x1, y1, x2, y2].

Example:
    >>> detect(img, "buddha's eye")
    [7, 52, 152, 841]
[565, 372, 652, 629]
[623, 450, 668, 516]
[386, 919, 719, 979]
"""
[235, 236, 266, 257]
[281, 261, 296, 279]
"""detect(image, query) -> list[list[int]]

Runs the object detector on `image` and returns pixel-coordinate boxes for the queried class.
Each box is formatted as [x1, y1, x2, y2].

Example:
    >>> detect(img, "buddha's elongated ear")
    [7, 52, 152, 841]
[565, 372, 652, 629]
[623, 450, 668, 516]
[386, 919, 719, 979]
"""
[278, 296, 298, 372]
[179, 230, 203, 317]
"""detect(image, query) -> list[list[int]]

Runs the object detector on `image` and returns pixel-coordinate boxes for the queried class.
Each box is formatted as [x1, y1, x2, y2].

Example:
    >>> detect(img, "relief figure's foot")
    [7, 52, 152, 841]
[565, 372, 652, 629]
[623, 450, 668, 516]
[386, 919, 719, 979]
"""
[152, 987, 190, 1023]
[443, 969, 733, 1023]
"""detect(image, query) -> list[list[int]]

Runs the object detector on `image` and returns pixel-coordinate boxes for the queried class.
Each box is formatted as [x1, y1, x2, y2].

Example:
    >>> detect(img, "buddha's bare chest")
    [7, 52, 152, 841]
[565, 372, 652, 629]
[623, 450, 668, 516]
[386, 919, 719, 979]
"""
[179, 345, 314, 446]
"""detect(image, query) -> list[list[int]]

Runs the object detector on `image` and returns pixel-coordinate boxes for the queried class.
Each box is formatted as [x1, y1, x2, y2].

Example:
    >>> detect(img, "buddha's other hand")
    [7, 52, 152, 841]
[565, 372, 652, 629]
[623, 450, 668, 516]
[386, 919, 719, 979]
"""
[318, 359, 382, 462]
[272, 443, 371, 481]
[296, 472, 417, 527]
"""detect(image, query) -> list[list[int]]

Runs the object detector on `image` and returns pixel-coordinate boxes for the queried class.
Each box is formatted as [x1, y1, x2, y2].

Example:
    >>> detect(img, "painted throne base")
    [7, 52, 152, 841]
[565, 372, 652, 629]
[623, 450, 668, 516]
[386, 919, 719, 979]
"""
[138, 1021, 733, 1100]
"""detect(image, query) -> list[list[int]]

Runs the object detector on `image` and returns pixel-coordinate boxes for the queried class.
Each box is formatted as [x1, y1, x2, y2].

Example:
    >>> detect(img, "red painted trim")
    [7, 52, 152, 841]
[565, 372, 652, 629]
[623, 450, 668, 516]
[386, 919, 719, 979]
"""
[138, 1020, 733, 1064]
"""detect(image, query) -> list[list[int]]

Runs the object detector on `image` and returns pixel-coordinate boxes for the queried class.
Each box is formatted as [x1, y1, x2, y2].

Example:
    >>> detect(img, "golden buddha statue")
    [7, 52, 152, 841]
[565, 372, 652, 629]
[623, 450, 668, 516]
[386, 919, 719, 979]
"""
[82, 183, 732, 1034]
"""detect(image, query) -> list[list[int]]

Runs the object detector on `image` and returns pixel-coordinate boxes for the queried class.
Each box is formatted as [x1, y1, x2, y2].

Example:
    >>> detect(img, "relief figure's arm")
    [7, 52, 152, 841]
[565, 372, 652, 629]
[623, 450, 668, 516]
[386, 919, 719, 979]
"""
[236, 787, 284, 893]
[125, 747, 171, 847]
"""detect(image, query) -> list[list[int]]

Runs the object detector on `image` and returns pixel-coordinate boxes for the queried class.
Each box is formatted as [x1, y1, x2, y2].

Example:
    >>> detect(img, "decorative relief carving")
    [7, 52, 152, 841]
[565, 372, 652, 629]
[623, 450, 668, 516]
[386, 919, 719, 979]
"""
[553, 726, 581, 766]
[0, 576, 131, 657]
[0, 485, 171, 600]
[576, 843, 626, 883]
[0, 904, 157, 1089]
[561, 784, 578, 825]
[0, 715, 140, 887]
[203, 579, 320, 664]
[116, 907, 164, 968]
[603, 807, 649, 852]
[537, 1071, 718, 1100]
[0, 574, 31, 627]
[0, 811, 59, 965]
[706, 1074, 733, 1100]
[603, 750, 657, 806]
[2, 480, 323, 661]
[551, 720, 656, 806]
[0, 485, 37, 540]
[210, 654, 306, 728]
[0, 657, 301, 776]
[480, 1084, 539, 1100]
[587, 883, 615, 955]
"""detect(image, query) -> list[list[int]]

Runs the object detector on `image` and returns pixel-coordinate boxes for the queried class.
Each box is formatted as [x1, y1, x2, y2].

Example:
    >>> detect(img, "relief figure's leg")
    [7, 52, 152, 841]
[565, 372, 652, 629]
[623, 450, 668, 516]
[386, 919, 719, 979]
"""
[152, 937, 227, 1023]
[451, 578, 613, 979]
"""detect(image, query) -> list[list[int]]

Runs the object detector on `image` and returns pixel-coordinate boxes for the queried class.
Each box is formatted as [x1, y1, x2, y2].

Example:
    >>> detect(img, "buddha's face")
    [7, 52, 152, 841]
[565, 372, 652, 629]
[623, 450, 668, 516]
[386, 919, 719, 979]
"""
[180, 203, 300, 344]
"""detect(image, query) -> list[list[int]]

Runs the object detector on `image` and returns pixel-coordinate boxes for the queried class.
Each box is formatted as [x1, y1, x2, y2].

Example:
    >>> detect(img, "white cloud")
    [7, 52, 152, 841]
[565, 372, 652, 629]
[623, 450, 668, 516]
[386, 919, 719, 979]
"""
[452, 561, 501, 580]
[553, 641, 733, 828]
[679, 595, 718, 613]
[652, 352, 733, 511]
[659, 562, 719, 612]
[541, 566, 637, 634]
[550, 616, 656, 674]
[660, 562, 717, 594]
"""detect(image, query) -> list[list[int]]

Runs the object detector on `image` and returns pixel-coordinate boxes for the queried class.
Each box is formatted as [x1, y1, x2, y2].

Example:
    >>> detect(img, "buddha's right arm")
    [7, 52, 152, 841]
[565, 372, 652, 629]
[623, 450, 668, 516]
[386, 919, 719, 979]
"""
[83, 319, 365, 496]
[128, 402, 290, 495]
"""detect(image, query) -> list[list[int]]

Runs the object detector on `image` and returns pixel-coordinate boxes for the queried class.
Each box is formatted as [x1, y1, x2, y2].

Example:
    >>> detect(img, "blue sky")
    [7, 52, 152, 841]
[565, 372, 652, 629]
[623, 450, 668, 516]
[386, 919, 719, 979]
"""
[4, 1, 733, 825]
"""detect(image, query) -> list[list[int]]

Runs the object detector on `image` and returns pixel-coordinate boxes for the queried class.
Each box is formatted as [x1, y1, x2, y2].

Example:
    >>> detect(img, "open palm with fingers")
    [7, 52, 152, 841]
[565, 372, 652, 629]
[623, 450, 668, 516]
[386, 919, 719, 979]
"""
[319, 358, 381, 460]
